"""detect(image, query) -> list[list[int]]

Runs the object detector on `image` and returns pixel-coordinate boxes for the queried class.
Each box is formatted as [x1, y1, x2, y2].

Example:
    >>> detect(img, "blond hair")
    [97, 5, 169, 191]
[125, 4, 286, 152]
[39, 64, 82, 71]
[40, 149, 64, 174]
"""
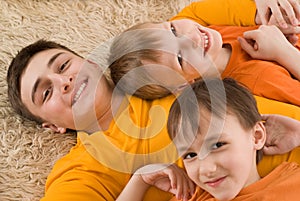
[108, 22, 174, 99]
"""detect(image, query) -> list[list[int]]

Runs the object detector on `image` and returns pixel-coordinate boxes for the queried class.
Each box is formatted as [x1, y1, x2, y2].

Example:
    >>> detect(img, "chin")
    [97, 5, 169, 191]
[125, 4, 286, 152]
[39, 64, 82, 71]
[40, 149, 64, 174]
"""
[214, 192, 237, 201]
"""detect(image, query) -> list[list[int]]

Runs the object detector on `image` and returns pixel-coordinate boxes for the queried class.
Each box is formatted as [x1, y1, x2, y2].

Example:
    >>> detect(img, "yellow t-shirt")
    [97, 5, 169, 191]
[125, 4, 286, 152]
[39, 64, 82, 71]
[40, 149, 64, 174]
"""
[42, 95, 179, 201]
[169, 0, 257, 26]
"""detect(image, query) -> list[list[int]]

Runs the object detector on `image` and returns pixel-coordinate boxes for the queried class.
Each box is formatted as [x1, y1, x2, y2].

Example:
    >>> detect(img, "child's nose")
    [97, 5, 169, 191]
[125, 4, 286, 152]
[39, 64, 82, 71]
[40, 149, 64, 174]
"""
[199, 156, 217, 177]
[184, 29, 202, 48]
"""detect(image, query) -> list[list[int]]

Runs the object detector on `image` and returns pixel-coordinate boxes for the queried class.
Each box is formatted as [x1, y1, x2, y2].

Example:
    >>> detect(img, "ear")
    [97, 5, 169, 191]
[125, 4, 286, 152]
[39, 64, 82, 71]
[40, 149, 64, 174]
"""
[42, 122, 67, 134]
[252, 121, 266, 150]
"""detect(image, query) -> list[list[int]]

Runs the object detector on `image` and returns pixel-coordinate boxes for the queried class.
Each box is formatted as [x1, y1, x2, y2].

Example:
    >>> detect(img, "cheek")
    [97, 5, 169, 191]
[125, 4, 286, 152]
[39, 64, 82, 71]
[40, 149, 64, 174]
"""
[185, 62, 201, 78]
[223, 147, 253, 174]
[72, 59, 86, 73]
[185, 49, 212, 76]
[210, 31, 223, 52]
[45, 98, 69, 116]
[184, 161, 200, 184]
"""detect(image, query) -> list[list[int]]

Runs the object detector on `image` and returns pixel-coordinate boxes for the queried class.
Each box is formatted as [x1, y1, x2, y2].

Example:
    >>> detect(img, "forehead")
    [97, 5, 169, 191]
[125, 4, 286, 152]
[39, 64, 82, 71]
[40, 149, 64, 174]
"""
[175, 109, 228, 153]
[141, 22, 177, 51]
[21, 49, 63, 88]
[27, 48, 71, 70]
[142, 21, 169, 29]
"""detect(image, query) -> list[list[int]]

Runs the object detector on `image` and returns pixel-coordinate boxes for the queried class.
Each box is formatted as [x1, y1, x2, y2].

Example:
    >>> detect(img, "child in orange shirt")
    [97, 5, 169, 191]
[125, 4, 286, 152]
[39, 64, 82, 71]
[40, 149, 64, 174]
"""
[108, 2, 300, 106]
[116, 78, 300, 201]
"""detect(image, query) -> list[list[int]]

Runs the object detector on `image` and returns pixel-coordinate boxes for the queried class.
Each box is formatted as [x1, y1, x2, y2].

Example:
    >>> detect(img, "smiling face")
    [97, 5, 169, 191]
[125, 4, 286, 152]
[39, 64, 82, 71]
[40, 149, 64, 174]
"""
[142, 19, 224, 83]
[20, 48, 112, 132]
[182, 110, 264, 201]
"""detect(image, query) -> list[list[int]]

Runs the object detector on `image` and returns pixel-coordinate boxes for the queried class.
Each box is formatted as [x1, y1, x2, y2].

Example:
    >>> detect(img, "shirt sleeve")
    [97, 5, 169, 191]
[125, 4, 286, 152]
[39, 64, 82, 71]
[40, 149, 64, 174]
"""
[41, 171, 123, 201]
[170, 0, 257, 26]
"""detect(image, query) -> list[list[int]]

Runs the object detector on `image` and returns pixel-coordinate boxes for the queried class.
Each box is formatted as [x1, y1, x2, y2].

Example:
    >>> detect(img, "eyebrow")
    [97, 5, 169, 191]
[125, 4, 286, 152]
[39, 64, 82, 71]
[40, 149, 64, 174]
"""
[47, 52, 64, 68]
[31, 52, 64, 104]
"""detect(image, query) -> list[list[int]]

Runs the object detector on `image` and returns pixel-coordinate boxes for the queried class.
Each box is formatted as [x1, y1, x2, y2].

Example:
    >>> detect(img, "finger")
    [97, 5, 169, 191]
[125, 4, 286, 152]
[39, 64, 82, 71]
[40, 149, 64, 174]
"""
[188, 178, 195, 198]
[286, 34, 299, 45]
[288, 0, 300, 21]
[175, 175, 183, 200]
[168, 165, 183, 200]
[176, 167, 192, 201]
[242, 28, 261, 40]
[278, 0, 298, 26]
[259, 10, 269, 25]
[270, 3, 288, 28]
[237, 37, 257, 57]
[167, 168, 177, 189]
[264, 133, 273, 145]
[181, 172, 193, 200]
[180, 171, 191, 201]
[179, 176, 188, 201]
[281, 24, 300, 35]
[263, 145, 280, 155]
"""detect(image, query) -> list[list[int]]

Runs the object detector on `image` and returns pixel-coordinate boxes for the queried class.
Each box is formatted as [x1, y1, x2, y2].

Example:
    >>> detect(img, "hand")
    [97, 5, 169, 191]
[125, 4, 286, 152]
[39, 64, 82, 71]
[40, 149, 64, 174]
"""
[135, 164, 195, 201]
[238, 25, 296, 61]
[255, 0, 300, 28]
[268, 14, 300, 45]
[262, 114, 300, 155]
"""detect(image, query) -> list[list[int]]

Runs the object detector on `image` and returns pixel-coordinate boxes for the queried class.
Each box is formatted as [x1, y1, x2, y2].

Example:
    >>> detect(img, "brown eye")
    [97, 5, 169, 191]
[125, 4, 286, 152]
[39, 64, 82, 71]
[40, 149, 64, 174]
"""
[177, 52, 183, 66]
[43, 87, 52, 102]
[212, 142, 227, 150]
[171, 24, 177, 36]
[184, 152, 197, 159]
[59, 60, 69, 73]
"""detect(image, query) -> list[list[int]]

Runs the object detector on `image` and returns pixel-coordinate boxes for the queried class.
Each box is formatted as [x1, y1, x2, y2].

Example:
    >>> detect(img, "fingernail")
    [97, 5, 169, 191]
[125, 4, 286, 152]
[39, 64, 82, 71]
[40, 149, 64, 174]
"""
[293, 19, 298, 26]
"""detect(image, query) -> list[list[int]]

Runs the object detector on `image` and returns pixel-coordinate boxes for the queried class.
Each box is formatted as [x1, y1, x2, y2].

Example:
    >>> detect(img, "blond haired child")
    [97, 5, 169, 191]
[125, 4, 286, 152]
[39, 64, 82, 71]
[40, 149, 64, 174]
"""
[108, 2, 300, 106]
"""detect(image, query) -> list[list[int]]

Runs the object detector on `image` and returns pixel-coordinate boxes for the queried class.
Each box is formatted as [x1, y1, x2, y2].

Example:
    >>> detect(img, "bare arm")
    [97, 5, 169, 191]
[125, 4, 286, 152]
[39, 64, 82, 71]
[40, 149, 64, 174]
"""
[116, 164, 195, 201]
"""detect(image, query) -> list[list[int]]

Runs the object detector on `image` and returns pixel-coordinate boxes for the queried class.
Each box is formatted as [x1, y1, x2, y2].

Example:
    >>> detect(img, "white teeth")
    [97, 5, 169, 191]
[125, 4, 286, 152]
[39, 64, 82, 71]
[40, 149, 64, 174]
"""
[199, 28, 209, 51]
[73, 82, 86, 104]
[204, 34, 209, 48]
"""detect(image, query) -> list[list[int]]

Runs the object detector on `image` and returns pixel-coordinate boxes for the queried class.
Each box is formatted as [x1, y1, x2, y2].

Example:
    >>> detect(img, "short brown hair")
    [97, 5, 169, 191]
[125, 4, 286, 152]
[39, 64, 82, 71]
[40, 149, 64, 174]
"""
[108, 22, 173, 99]
[167, 78, 263, 162]
[7, 39, 81, 123]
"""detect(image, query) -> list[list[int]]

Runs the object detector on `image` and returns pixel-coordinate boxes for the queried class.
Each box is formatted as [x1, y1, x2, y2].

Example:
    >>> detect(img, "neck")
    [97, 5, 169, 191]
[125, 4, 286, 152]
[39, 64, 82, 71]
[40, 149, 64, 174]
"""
[246, 167, 261, 188]
[244, 155, 262, 188]
[214, 44, 231, 75]
[85, 87, 124, 134]
[201, 45, 231, 78]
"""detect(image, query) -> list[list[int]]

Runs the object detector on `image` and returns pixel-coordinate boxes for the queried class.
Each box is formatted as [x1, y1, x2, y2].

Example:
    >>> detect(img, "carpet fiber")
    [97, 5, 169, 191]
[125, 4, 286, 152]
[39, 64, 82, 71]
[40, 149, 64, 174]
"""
[0, 0, 192, 200]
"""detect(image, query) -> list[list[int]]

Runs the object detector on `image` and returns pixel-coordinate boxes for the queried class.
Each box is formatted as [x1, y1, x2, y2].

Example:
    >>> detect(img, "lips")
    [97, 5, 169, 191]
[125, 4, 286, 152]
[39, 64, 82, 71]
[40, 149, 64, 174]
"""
[204, 176, 226, 188]
[71, 79, 87, 106]
[198, 28, 211, 54]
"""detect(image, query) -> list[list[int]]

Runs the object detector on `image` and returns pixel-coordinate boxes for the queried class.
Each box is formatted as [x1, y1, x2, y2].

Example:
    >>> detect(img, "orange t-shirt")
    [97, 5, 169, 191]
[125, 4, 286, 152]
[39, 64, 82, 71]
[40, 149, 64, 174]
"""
[170, 162, 300, 201]
[207, 25, 300, 107]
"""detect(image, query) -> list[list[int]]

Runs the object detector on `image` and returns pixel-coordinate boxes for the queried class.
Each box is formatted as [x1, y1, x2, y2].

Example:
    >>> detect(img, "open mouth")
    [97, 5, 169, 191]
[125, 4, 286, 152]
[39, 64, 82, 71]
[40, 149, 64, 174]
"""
[198, 28, 210, 53]
[72, 79, 88, 106]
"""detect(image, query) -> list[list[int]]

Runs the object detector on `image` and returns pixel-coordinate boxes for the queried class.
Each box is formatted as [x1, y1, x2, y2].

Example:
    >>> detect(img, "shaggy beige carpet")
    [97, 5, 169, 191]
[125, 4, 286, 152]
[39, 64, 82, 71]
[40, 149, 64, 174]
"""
[0, 0, 192, 200]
